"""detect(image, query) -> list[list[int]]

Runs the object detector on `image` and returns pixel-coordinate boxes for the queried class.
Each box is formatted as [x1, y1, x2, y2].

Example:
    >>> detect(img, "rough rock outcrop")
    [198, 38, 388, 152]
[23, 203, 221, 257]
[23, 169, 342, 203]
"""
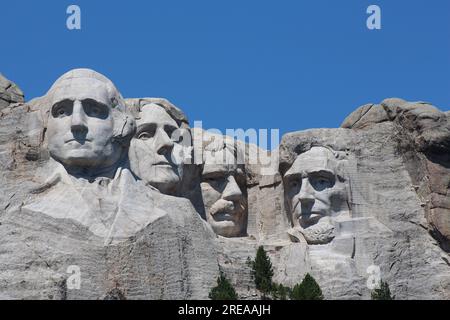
[342, 99, 450, 252]
[0, 74, 24, 111]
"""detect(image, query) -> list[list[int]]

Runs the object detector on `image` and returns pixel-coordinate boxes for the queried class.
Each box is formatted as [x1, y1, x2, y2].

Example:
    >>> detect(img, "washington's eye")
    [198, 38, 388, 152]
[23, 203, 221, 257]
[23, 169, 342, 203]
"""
[92, 107, 101, 116]
[52, 102, 72, 118]
[83, 100, 109, 119]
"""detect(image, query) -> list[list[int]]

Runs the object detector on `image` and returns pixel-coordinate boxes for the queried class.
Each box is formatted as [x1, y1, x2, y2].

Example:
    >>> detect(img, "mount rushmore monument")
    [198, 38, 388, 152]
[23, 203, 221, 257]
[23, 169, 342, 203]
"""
[0, 69, 449, 299]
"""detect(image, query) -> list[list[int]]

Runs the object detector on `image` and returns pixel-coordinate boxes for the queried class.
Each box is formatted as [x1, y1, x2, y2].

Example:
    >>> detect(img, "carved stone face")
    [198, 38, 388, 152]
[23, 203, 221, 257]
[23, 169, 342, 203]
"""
[47, 78, 121, 171]
[283, 147, 348, 244]
[129, 104, 183, 195]
[200, 151, 247, 237]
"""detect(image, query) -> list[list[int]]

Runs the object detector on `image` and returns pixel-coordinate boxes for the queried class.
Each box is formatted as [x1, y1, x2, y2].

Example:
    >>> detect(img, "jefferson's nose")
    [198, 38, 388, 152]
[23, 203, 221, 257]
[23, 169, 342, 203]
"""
[222, 176, 243, 202]
[71, 100, 88, 134]
[155, 128, 174, 155]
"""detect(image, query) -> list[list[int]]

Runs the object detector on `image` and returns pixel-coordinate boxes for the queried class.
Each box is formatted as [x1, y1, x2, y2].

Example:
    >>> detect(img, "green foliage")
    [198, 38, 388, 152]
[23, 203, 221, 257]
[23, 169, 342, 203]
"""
[209, 272, 238, 300]
[371, 280, 394, 300]
[290, 273, 324, 300]
[271, 283, 291, 300]
[250, 246, 274, 298]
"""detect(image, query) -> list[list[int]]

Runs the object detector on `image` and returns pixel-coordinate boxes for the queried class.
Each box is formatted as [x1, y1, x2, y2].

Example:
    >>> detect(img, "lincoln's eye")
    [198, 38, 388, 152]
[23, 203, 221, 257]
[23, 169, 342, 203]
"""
[310, 175, 333, 191]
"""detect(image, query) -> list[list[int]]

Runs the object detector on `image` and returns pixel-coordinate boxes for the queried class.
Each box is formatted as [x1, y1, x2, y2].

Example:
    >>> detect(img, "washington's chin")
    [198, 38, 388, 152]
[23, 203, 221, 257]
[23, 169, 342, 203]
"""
[51, 148, 121, 169]
[146, 172, 180, 187]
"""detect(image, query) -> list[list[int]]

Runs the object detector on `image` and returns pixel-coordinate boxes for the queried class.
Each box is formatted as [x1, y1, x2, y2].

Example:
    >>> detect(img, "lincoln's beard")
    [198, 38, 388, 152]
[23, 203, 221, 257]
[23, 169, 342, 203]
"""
[296, 216, 336, 245]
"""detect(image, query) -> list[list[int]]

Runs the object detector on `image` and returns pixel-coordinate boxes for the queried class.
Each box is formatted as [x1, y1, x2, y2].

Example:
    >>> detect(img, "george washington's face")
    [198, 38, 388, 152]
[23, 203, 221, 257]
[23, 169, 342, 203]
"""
[283, 147, 348, 244]
[47, 79, 121, 170]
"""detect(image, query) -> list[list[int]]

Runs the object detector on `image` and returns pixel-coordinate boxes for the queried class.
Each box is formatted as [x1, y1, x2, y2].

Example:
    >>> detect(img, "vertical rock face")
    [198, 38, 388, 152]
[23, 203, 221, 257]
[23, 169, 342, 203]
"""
[0, 70, 449, 300]
[0, 74, 24, 111]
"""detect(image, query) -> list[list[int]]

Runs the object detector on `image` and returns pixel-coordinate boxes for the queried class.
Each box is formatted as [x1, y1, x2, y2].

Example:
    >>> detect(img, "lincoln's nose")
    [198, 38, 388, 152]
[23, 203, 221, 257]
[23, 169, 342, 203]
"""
[298, 178, 315, 213]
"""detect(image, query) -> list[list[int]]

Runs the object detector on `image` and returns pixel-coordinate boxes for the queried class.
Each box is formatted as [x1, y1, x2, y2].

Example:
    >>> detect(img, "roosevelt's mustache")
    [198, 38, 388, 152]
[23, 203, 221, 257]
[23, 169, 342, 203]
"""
[210, 199, 245, 217]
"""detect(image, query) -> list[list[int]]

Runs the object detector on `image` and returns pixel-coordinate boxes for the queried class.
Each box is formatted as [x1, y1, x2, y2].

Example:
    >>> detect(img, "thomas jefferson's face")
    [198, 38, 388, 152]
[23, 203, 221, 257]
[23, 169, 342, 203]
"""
[201, 153, 247, 237]
[129, 104, 183, 194]
[47, 79, 120, 170]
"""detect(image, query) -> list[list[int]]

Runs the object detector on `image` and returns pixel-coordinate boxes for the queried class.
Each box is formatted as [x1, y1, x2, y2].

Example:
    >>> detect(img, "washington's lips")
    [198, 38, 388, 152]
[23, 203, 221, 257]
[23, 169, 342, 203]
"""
[153, 161, 172, 166]
[65, 138, 92, 143]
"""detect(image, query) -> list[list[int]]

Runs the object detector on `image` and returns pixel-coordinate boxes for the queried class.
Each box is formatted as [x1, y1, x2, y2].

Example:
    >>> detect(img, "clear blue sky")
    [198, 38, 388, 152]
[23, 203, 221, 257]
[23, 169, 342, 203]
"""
[2, 0, 449, 148]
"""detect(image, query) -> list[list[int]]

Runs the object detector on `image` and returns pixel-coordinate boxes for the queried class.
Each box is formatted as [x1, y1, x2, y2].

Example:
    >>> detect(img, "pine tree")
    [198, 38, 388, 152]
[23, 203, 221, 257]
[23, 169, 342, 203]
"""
[250, 246, 274, 299]
[209, 272, 238, 300]
[290, 273, 324, 300]
[271, 283, 291, 300]
[371, 280, 394, 300]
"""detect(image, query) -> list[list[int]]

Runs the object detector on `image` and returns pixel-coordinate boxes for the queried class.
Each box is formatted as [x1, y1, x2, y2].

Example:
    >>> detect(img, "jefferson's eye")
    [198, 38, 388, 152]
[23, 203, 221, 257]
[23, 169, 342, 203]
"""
[138, 132, 153, 140]
[83, 100, 109, 119]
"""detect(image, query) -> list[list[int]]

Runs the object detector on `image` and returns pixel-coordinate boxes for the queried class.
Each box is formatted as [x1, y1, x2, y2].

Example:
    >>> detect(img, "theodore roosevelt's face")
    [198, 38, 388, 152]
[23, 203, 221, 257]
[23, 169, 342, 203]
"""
[47, 79, 120, 170]
[200, 150, 247, 238]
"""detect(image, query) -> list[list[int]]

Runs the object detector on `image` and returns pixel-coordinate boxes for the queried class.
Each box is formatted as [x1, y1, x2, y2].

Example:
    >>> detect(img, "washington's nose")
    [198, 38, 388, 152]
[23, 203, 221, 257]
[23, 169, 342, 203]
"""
[71, 100, 88, 134]
[155, 128, 174, 155]
[222, 176, 243, 202]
